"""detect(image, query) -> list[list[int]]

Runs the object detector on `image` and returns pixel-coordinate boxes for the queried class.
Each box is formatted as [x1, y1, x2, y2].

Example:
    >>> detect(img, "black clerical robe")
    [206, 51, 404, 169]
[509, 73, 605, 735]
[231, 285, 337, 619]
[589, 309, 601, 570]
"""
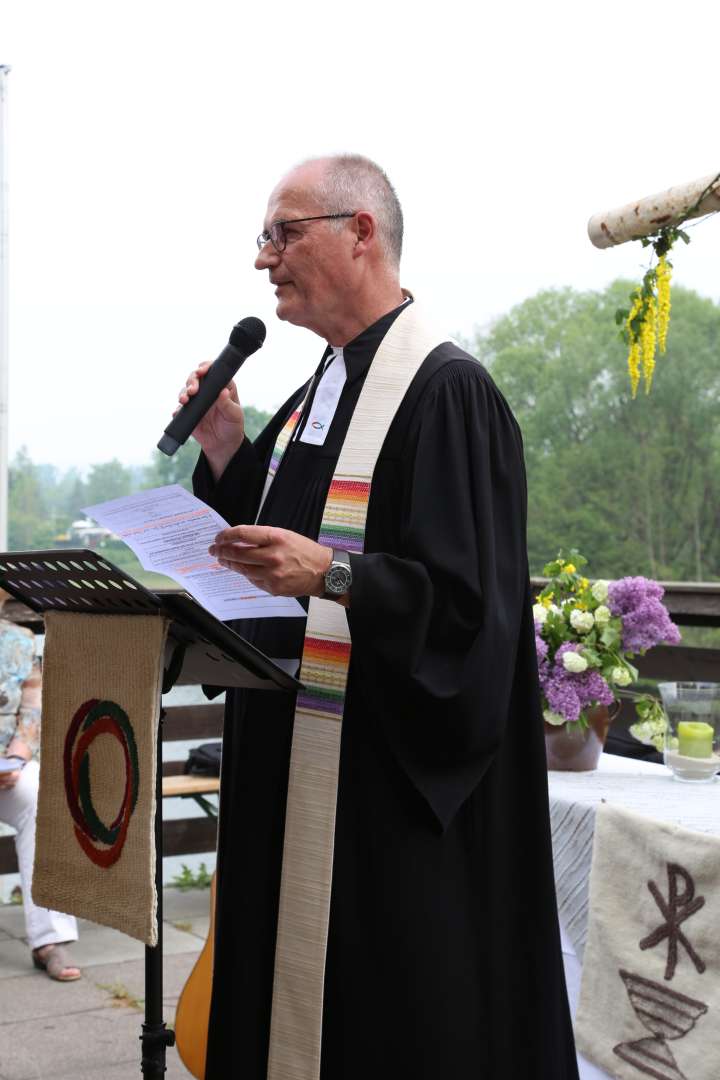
[194, 304, 578, 1080]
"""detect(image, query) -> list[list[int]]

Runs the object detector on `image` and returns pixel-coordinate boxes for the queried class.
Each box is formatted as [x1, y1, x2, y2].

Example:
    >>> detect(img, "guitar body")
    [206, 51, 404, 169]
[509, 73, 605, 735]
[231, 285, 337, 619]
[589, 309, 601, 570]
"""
[175, 872, 216, 1079]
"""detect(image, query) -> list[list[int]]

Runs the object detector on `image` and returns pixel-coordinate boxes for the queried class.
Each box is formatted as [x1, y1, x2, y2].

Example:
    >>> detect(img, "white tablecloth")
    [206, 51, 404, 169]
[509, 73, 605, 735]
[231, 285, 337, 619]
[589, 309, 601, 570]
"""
[548, 754, 720, 1080]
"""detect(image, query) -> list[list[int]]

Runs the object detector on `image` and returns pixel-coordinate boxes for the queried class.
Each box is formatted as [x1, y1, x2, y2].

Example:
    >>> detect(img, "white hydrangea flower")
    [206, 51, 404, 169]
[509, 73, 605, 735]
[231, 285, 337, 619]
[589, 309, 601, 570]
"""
[591, 580, 609, 602]
[594, 605, 611, 626]
[563, 651, 588, 674]
[612, 666, 632, 687]
[533, 603, 548, 625]
[543, 709, 566, 726]
[570, 609, 594, 633]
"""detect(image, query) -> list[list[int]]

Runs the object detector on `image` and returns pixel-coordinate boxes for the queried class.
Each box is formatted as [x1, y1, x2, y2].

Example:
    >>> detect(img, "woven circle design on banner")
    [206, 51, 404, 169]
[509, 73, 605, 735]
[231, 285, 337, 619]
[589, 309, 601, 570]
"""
[63, 698, 140, 868]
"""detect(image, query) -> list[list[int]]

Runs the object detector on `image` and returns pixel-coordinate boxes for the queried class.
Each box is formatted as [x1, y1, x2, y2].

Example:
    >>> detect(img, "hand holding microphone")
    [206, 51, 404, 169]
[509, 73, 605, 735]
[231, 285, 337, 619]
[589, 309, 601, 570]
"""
[159, 316, 266, 478]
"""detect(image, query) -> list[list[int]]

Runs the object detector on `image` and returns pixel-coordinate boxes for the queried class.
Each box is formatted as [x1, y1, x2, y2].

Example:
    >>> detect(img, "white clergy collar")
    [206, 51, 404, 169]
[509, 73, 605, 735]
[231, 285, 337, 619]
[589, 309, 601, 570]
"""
[297, 347, 346, 446]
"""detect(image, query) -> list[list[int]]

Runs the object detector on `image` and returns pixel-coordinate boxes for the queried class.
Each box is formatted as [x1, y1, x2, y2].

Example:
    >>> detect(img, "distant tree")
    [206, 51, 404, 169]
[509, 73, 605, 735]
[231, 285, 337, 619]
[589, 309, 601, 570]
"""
[472, 281, 720, 580]
[142, 405, 273, 493]
[46, 467, 87, 524]
[8, 448, 55, 549]
[6, 403, 273, 552]
[83, 459, 134, 508]
[244, 405, 273, 441]
[143, 441, 201, 493]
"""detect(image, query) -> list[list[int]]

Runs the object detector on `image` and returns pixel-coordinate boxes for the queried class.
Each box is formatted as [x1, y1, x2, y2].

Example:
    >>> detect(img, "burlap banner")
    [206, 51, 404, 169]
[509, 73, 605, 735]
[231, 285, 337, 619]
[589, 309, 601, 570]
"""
[576, 803, 720, 1080]
[33, 612, 169, 945]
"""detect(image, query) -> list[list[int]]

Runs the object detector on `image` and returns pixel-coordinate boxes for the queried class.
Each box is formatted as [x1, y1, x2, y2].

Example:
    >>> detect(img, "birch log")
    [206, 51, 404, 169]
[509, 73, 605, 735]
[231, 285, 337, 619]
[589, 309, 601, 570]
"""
[588, 171, 720, 249]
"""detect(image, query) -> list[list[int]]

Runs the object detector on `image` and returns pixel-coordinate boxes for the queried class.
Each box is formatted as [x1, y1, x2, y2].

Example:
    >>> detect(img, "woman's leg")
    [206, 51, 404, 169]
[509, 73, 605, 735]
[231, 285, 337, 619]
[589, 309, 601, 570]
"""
[0, 760, 79, 949]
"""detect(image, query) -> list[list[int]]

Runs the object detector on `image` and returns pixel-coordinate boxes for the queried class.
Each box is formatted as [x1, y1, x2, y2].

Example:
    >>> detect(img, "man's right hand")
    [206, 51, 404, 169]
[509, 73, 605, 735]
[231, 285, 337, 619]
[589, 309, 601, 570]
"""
[178, 361, 246, 481]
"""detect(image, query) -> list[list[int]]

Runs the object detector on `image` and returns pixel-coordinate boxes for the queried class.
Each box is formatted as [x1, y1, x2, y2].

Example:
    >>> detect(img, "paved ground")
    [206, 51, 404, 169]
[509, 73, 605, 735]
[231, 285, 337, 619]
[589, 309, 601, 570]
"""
[0, 887, 210, 1079]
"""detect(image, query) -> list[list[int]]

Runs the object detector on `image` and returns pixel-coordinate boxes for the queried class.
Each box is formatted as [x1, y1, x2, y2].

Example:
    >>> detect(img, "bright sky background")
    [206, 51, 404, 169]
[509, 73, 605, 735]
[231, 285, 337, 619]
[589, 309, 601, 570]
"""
[3, 0, 719, 472]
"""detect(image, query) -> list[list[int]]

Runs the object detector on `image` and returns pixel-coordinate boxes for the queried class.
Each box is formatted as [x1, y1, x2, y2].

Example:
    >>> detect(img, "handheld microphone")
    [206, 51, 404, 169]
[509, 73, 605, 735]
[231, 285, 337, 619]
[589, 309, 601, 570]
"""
[157, 317, 266, 456]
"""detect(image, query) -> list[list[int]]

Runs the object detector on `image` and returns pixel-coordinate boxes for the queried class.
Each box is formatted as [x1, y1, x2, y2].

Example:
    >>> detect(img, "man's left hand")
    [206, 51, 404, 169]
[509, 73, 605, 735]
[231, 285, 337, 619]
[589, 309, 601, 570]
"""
[210, 525, 333, 598]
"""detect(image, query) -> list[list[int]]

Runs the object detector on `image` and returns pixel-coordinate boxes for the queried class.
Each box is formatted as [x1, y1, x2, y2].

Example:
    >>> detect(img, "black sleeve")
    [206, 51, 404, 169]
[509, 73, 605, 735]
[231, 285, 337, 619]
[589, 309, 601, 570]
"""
[347, 361, 531, 829]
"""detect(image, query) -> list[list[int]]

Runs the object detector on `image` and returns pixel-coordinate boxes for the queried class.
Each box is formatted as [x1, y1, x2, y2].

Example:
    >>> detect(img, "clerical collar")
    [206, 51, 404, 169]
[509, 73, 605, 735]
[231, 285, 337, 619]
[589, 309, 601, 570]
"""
[324, 297, 414, 385]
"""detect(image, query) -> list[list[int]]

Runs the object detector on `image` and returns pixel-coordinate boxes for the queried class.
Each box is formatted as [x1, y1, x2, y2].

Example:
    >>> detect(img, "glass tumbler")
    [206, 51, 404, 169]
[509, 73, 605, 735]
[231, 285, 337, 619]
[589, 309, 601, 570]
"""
[659, 681, 720, 783]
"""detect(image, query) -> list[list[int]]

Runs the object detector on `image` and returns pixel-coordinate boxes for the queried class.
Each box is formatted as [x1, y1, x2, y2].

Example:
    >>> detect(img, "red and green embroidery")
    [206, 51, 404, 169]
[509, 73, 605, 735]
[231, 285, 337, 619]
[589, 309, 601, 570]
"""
[63, 698, 139, 868]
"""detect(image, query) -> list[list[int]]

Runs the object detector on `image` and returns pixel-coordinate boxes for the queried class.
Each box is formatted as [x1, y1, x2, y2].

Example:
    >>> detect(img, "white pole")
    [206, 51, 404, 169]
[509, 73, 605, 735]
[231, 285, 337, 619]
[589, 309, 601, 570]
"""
[588, 170, 720, 249]
[0, 65, 9, 551]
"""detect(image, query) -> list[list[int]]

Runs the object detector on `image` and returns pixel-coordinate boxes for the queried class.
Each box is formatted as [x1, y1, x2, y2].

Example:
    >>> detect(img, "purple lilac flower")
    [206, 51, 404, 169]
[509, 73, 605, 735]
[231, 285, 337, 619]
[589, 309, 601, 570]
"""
[534, 628, 548, 668]
[607, 577, 681, 653]
[539, 643, 614, 724]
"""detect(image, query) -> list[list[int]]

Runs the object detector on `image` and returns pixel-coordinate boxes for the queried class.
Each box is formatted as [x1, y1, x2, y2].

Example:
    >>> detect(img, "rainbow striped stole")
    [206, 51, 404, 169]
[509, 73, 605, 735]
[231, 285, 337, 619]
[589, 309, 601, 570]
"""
[316, 478, 369, 553]
[256, 399, 307, 519]
[296, 633, 350, 719]
[266, 302, 449, 1080]
[269, 408, 302, 477]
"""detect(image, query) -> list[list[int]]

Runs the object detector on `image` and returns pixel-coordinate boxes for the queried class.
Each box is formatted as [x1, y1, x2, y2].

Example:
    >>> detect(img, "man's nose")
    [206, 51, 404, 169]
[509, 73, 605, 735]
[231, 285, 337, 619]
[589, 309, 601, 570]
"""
[255, 242, 280, 271]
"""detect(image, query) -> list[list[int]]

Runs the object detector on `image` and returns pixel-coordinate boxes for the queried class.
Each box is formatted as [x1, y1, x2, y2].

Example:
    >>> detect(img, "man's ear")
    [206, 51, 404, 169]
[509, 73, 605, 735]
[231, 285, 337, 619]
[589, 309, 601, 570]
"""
[352, 211, 376, 257]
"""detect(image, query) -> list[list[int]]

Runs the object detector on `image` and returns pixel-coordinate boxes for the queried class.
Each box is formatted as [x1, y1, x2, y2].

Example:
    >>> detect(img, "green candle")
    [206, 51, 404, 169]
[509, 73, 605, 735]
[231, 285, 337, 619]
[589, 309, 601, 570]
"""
[677, 721, 714, 759]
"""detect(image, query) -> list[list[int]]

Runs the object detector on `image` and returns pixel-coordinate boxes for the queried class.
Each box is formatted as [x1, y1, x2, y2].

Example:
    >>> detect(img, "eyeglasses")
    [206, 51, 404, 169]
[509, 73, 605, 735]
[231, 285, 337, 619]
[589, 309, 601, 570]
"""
[256, 212, 356, 253]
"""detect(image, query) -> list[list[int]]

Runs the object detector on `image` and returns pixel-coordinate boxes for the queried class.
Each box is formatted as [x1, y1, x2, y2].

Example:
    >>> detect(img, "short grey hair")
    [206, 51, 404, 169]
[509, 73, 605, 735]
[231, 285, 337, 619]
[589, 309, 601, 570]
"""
[306, 154, 404, 267]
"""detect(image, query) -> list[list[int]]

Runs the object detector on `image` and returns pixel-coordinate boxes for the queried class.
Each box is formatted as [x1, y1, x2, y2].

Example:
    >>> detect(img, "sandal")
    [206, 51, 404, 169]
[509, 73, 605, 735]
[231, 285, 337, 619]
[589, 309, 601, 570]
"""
[32, 942, 82, 982]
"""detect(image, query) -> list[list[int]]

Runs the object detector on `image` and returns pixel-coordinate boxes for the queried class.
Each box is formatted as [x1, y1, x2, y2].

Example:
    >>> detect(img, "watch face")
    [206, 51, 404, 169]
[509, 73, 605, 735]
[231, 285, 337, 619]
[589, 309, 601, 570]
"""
[325, 563, 352, 595]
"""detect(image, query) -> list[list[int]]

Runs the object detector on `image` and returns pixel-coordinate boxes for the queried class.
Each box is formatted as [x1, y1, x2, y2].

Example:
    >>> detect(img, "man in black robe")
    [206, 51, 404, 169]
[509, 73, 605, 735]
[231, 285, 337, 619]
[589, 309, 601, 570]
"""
[186, 154, 578, 1079]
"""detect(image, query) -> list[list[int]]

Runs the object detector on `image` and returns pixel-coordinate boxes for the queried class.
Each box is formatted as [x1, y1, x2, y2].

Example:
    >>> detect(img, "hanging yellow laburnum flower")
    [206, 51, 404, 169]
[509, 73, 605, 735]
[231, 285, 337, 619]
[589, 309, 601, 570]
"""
[656, 253, 672, 353]
[640, 292, 657, 390]
[621, 253, 671, 397]
[625, 295, 644, 397]
[611, 169, 720, 396]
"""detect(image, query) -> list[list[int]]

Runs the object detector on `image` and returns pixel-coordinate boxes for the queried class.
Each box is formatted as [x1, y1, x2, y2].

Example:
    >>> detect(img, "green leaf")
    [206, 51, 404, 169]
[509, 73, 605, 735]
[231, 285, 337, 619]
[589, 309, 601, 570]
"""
[582, 647, 602, 667]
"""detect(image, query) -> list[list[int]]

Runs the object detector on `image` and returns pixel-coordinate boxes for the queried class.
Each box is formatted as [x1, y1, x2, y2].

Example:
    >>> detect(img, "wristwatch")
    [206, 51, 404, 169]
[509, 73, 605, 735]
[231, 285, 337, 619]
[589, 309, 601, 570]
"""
[323, 549, 352, 598]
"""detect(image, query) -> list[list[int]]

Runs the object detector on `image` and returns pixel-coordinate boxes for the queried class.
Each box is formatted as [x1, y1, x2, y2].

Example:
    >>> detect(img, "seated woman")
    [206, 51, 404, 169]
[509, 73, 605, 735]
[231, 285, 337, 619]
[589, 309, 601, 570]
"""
[0, 602, 81, 980]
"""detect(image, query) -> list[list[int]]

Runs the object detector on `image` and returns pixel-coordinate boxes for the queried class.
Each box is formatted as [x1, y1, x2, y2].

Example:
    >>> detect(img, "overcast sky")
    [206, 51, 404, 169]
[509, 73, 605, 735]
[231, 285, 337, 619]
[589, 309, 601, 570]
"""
[3, 0, 719, 471]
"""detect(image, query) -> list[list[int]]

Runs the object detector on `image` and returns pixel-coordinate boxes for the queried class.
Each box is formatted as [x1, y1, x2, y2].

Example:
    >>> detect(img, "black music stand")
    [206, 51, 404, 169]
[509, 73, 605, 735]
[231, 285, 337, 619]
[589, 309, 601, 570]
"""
[0, 548, 302, 1079]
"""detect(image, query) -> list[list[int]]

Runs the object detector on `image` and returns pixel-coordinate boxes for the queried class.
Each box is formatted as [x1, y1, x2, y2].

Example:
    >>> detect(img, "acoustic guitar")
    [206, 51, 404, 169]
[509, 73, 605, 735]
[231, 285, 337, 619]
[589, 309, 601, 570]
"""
[175, 872, 216, 1079]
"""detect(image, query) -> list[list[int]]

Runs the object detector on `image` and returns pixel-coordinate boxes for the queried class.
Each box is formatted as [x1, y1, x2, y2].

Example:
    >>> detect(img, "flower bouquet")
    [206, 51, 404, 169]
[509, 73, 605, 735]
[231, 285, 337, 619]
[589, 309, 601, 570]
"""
[534, 551, 681, 767]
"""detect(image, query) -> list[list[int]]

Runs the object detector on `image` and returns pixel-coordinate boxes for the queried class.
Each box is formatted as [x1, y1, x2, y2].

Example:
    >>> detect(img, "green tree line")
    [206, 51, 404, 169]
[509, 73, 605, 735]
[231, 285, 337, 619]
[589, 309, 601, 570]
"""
[8, 405, 272, 550]
[10, 279, 720, 583]
[472, 280, 720, 580]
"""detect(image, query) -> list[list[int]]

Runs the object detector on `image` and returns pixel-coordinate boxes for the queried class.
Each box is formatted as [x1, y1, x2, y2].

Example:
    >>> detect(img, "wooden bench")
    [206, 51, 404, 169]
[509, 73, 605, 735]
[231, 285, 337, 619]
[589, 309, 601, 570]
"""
[159, 701, 223, 859]
[0, 697, 224, 877]
[162, 773, 220, 805]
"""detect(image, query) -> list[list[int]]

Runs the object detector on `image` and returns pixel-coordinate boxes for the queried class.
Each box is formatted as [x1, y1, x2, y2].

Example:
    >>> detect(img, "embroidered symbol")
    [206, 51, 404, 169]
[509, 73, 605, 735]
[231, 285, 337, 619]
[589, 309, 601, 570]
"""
[311, 420, 325, 430]
[63, 698, 139, 868]
[639, 863, 706, 980]
[613, 970, 708, 1080]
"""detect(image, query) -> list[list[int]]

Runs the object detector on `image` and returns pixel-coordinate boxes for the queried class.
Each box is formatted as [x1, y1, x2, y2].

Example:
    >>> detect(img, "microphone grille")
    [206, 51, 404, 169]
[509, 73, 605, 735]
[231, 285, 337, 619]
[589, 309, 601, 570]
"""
[230, 317, 266, 353]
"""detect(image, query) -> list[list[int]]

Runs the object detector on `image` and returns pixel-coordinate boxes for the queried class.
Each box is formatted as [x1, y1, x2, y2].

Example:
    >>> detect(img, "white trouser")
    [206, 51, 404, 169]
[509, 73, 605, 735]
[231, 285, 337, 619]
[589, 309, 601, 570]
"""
[0, 759, 78, 950]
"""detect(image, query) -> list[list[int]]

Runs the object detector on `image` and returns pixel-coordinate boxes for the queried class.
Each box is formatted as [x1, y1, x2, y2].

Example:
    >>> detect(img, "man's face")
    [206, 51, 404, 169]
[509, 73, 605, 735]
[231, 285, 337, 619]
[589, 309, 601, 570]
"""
[255, 167, 355, 338]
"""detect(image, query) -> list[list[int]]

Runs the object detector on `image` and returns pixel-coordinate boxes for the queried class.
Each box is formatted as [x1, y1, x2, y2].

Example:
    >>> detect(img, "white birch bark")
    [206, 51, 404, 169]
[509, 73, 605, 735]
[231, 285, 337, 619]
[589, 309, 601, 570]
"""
[588, 171, 720, 249]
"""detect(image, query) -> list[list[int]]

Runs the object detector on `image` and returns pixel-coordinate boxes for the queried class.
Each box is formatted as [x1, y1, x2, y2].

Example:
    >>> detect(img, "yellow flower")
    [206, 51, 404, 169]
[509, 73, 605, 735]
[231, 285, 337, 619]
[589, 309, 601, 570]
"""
[627, 339, 641, 398]
[656, 254, 672, 354]
[625, 293, 644, 398]
[541, 593, 553, 608]
[564, 563, 576, 574]
[580, 577, 589, 589]
[640, 293, 657, 393]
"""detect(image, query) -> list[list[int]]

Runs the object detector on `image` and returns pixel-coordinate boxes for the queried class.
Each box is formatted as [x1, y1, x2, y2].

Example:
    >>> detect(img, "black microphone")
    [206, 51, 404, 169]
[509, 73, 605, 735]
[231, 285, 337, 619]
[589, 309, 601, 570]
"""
[157, 316, 266, 456]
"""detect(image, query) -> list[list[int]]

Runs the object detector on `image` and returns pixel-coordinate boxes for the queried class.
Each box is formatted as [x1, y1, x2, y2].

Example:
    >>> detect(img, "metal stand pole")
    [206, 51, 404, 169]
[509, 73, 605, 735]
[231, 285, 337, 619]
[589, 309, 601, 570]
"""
[140, 705, 175, 1077]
